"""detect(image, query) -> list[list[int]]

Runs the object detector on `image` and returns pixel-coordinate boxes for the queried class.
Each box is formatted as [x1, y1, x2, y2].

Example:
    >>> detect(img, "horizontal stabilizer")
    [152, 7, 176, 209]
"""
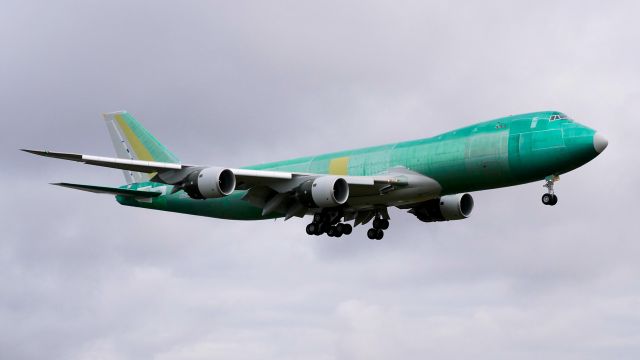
[52, 182, 162, 198]
[22, 149, 185, 173]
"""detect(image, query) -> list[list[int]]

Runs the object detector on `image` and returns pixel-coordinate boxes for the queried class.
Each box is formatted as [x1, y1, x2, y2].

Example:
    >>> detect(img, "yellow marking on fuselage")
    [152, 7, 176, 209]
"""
[329, 157, 349, 175]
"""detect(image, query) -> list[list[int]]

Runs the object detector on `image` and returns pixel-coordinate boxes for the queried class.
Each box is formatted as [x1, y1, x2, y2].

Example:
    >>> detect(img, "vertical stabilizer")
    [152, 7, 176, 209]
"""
[103, 111, 179, 184]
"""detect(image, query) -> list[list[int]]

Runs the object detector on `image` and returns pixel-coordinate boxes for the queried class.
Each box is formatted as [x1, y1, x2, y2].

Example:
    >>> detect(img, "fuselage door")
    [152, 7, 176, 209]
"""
[466, 129, 509, 180]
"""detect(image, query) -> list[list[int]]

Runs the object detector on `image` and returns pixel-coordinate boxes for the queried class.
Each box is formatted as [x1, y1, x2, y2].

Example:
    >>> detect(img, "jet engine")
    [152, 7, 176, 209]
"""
[296, 176, 350, 208]
[409, 193, 474, 222]
[182, 167, 236, 199]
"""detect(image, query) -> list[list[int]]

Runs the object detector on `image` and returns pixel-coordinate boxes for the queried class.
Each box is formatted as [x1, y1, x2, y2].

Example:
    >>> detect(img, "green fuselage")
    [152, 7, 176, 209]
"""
[118, 111, 601, 220]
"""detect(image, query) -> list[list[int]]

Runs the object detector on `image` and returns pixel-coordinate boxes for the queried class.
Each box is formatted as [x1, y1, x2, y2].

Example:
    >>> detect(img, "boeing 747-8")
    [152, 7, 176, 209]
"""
[24, 111, 607, 239]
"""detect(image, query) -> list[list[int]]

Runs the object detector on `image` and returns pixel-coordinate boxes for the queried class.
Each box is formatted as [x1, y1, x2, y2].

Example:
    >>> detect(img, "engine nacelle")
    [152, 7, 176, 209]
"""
[296, 176, 350, 208]
[409, 193, 474, 222]
[182, 167, 236, 199]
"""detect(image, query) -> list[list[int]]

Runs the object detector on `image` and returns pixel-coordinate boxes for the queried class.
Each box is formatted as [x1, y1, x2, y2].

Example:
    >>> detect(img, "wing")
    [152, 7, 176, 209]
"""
[21, 149, 294, 186]
[23, 149, 441, 221]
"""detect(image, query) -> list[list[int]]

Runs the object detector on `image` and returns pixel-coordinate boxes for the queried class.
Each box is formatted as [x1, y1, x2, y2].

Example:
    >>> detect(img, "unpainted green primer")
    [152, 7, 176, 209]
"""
[117, 111, 601, 220]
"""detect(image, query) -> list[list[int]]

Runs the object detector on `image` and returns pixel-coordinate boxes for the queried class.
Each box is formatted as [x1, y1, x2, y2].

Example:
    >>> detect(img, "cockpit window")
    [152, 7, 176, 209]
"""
[550, 113, 571, 121]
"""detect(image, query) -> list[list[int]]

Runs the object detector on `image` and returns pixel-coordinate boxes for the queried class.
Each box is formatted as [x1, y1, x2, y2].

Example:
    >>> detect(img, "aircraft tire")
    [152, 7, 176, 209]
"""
[376, 229, 384, 240]
[342, 224, 353, 235]
[380, 219, 389, 230]
[542, 193, 552, 205]
[367, 228, 377, 240]
[306, 223, 316, 235]
[327, 226, 338, 237]
[550, 194, 558, 206]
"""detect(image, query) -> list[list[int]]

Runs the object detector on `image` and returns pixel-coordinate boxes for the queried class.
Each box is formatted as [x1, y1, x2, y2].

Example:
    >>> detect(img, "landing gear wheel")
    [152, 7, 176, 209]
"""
[375, 229, 384, 240]
[367, 228, 378, 240]
[373, 218, 389, 230]
[550, 194, 558, 206]
[336, 223, 350, 235]
[542, 193, 553, 205]
[320, 222, 331, 234]
[328, 226, 343, 237]
[306, 223, 316, 235]
[327, 226, 335, 237]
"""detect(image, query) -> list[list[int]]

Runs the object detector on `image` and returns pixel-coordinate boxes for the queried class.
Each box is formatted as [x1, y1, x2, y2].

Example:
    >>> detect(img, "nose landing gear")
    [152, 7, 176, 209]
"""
[542, 175, 559, 206]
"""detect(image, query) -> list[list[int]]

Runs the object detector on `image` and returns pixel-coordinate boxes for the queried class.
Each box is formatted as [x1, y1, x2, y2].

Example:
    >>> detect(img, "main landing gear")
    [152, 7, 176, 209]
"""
[541, 175, 559, 206]
[305, 210, 390, 239]
[305, 212, 353, 238]
[366, 216, 389, 240]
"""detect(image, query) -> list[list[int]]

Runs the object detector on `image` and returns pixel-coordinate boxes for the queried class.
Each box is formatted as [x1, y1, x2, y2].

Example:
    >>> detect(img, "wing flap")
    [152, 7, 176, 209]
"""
[232, 168, 296, 190]
[232, 168, 293, 180]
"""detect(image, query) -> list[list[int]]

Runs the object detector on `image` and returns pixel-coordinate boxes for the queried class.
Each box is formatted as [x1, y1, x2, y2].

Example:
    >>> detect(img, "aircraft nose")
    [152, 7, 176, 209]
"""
[593, 132, 608, 154]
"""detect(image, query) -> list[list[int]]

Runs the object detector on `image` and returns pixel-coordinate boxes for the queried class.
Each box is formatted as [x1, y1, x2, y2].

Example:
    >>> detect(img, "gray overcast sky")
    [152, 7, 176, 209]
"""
[1, 1, 639, 359]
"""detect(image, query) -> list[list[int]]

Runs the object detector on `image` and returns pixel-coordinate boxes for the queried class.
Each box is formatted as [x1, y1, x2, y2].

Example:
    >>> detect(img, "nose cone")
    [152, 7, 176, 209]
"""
[593, 132, 608, 154]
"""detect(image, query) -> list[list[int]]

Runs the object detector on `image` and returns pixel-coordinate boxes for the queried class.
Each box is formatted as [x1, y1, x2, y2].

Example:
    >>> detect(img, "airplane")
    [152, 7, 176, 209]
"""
[23, 110, 608, 240]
